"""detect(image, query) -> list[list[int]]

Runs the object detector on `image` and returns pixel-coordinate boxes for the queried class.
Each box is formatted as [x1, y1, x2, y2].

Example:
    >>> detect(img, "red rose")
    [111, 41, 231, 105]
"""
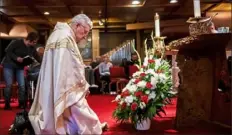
[140, 73, 146, 77]
[121, 102, 127, 109]
[146, 82, 153, 89]
[121, 90, 130, 97]
[131, 102, 138, 111]
[135, 91, 143, 97]
[141, 95, 149, 104]
[148, 59, 155, 63]
[134, 78, 141, 84]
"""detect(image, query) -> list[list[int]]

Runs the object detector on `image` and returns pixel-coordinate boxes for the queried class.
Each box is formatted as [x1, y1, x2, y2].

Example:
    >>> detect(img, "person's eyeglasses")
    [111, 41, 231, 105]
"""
[78, 24, 90, 35]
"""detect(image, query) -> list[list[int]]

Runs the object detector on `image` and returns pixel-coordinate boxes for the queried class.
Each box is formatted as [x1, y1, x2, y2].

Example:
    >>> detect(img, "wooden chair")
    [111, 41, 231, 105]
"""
[110, 65, 139, 94]
[109, 66, 128, 93]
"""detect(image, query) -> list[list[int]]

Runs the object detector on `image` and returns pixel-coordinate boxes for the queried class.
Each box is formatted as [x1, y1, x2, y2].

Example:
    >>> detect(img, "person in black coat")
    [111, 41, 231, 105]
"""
[128, 53, 139, 66]
[1, 32, 40, 110]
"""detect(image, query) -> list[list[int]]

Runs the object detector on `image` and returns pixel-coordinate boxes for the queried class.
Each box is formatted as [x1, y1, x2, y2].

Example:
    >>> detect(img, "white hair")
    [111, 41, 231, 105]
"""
[70, 14, 93, 29]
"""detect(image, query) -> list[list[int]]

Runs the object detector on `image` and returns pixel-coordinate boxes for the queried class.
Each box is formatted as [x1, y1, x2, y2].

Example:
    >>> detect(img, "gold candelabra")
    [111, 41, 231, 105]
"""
[131, 31, 167, 70]
[144, 31, 166, 60]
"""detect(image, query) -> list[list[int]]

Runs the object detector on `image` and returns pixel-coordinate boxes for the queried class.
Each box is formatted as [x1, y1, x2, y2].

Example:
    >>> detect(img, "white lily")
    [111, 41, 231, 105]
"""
[115, 95, 121, 101]
[125, 95, 134, 104]
[148, 91, 156, 100]
[139, 102, 146, 109]
[137, 80, 147, 88]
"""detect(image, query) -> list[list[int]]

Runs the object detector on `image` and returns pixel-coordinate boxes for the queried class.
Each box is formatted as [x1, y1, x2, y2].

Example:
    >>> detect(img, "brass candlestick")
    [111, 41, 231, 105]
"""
[153, 36, 166, 59]
[146, 31, 166, 59]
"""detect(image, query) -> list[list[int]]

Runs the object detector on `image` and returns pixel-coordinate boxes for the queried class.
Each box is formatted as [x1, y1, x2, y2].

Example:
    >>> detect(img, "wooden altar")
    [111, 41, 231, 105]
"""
[168, 33, 231, 128]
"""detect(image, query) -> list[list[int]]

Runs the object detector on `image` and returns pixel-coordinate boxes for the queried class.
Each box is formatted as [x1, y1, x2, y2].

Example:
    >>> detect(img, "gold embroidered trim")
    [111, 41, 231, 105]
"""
[54, 80, 88, 132]
[54, 81, 87, 107]
[45, 38, 74, 51]
[44, 37, 84, 64]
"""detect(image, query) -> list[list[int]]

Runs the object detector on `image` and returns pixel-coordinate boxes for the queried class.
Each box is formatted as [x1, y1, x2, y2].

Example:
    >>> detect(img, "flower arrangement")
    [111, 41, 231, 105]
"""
[113, 33, 176, 126]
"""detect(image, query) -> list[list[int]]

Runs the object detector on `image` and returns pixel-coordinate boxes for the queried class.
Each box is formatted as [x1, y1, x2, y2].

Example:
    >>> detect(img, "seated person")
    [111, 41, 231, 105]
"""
[128, 52, 139, 66]
[88, 56, 101, 86]
[35, 45, 45, 62]
[26, 46, 44, 105]
[90, 56, 101, 70]
[98, 56, 113, 93]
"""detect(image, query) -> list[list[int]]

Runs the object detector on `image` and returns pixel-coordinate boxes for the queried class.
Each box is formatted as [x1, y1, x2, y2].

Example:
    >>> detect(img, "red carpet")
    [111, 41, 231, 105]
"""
[0, 95, 230, 134]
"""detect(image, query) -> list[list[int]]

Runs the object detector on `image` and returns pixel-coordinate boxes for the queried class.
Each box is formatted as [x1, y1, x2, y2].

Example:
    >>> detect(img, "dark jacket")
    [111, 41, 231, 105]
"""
[1, 39, 40, 69]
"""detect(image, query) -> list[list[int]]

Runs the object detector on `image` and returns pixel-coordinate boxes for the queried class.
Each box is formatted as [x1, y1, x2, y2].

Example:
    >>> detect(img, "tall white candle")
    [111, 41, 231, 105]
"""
[193, 0, 201, 17]
[155, 13, 160, 37]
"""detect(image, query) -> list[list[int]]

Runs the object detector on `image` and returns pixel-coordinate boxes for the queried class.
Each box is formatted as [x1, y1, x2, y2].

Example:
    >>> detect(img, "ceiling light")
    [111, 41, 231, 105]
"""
[132, 0, 140, 5]
[170, 0, 178, 3]
[44, 12, 50, 15]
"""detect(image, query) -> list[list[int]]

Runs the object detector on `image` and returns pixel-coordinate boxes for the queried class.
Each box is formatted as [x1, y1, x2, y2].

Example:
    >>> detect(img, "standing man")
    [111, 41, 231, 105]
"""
[29, 14, 107, 134]
[1, 32, 39, 110]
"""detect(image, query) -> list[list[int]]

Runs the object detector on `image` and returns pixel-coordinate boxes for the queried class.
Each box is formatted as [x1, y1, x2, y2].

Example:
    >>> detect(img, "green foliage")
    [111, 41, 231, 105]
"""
[112, 57, 176, 124]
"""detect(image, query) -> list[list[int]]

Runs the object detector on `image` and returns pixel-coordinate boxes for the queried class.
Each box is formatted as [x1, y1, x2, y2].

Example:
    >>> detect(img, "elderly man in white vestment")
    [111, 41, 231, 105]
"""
[29, 14, 107, 134]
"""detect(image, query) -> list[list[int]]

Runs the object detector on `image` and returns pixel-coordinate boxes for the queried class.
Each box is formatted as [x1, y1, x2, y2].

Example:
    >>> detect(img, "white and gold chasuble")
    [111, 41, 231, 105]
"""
[29, 22, 103, 135]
